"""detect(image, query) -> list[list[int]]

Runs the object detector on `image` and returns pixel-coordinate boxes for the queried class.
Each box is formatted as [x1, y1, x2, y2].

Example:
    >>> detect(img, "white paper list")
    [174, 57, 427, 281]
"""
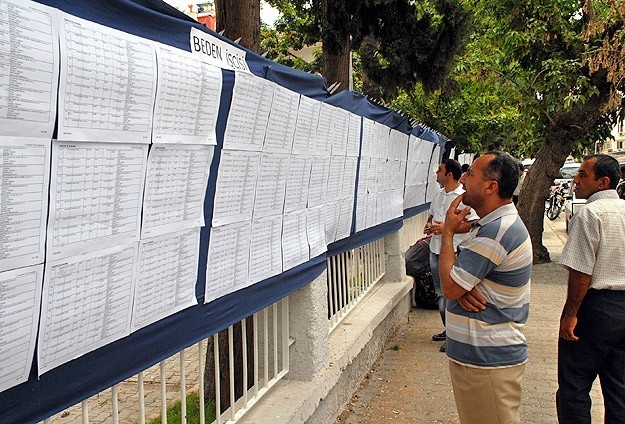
[292, 95, 320, 154]
[354, 192, 367, 233]
[284, 155, 311, 212]
[306, 205, 327, 258]
[346, 112, 361, 157]
[315, 103, 335, 154]
[141, 144, 213, 238]
[0, 0, 59, 138]
[223, 72, 274, 151]
[335, 198, 354, 241]
[58, 14, 157, 142]
[253, 153, 288, 217]
[249, 215, 283, 284]
[212, 150, 260, 226]
[282, 209, 309, 270]
[342, 156, 358, 200]
[0, 137, 50, 272]
[365, 193, 378, 229]
[47, 141, 148, 261]
[204, 220, 251, 304]
[324, 201, 340, 244]
[330, 108, 349, 156]
[327, 155, 345, 202]
[307, 155, 330, 208]
[38, 244, 137, 375]
[263, 85, 299, 153]
[0, 264, 43, 393]
[152, 46, 222, 145]
[131, 228, 200, 332]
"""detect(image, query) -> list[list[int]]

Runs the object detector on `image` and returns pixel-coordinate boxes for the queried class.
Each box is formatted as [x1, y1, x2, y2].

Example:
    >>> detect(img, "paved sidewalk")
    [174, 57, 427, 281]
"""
[337, 215, 605, 423]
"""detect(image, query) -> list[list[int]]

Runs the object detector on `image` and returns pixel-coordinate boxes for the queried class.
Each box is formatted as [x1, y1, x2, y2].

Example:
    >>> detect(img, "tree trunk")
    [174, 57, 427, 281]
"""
[517, 67, 614, 263]
[215, 0, 260, 53]
[517, 138, 572, 263]
[322, 39, 351, 93]
[321, 0, 351, 93]
[203, 318, 255, 413]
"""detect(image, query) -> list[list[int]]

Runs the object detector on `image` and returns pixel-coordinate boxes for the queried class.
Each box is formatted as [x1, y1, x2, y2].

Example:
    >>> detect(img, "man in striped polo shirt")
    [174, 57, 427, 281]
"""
[439, 151, 533, 424]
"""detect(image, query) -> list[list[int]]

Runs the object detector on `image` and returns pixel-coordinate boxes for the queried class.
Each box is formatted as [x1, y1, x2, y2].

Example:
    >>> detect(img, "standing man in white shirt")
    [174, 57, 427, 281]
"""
[424, 159, 478, 352]
[557, 154, 625, 423]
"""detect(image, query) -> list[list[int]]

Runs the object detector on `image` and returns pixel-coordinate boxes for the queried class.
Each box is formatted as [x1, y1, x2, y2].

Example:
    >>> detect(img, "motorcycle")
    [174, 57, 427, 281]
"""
[545, 182, 571, 220]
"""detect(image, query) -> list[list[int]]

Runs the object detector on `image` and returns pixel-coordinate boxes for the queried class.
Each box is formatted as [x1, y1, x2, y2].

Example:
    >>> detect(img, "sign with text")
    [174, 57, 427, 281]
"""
[189, 27, 251, 73]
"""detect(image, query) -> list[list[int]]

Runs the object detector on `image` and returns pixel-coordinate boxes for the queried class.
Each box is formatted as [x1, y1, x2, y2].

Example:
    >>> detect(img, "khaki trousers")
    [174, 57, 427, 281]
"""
[449, 360, 526, 424]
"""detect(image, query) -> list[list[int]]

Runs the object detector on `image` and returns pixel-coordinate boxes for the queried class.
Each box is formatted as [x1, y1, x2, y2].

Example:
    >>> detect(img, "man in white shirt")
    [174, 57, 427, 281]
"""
[557, 154, 625, 423]
[424, 159, 478, 351]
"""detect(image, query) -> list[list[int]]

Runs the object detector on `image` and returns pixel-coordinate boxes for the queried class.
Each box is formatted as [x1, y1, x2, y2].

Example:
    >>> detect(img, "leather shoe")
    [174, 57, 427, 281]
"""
[439, 343, 446, 353]
[431, 331, 446, 341]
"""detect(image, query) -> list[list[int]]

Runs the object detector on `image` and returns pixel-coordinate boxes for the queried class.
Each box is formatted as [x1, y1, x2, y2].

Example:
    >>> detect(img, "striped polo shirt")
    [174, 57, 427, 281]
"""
[446, 203, 532, 368]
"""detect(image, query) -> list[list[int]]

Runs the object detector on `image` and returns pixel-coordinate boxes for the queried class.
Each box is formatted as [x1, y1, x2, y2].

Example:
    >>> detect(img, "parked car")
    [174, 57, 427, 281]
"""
[553, 162, 581, 188]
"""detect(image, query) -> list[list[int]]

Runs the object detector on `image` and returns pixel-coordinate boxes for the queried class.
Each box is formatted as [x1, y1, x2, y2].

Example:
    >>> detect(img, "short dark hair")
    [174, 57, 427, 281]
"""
[461, 163, 469, 173]
[482, 151, 519, 199]
[441, 158, 462, 180]
[584, 154, 620, 189]
[620, 164, 625, 173]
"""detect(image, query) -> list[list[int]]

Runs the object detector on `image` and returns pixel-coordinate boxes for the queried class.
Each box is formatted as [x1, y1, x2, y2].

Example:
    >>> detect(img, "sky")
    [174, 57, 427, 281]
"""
[162, 0, 281, 26]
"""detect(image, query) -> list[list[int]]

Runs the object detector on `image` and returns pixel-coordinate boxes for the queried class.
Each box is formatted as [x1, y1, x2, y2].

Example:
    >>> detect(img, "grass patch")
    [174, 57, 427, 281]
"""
[388, 344, 400, 351]
[147, 391, 216, 424]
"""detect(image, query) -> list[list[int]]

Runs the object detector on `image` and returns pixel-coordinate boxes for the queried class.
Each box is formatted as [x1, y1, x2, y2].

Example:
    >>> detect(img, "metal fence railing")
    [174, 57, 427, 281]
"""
[326, 238, 386, 331]
[42, 298, 289, 424]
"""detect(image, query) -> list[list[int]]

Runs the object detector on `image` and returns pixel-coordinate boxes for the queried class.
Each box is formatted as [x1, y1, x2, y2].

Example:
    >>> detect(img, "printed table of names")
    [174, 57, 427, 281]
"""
[0, 138, 49, 272]
[48, 141, 147, 261]
[58, 14, 156, 142]
[142, 144, 213, 238]
[38, 244, 136, 375]
[0, 265, 43, 392]
[132, 229, 199, 331]
[0, 0, 59, 137]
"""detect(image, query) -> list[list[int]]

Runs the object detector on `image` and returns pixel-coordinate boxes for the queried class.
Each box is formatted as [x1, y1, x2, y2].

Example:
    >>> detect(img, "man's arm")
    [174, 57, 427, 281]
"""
[439, 195, 472, 300]
[439, 226, 468, 300]
[439, 196, 487, 310]
[559, 268, 592, 341]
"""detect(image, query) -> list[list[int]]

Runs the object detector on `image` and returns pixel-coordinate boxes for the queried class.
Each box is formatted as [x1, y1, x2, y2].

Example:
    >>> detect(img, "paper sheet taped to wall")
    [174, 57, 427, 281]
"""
[131, 228, 200, 332]
[0, 137, 50, 272]
[57, 13, 157, 143]
[47, 141, 148, 261]
[152, 45, 222, 145]
[0, 0, 59, 139]
[0, 264, 43, 392]
[38, 244, 137, 375]
[141, 144, 213, 238]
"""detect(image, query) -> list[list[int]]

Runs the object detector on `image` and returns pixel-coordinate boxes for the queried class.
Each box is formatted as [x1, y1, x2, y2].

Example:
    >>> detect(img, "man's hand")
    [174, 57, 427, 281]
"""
[458, 288, 487, 312]
[429, 220, 444, 235]
[559, 315, 579, 341]
[444, 195, 473, 235]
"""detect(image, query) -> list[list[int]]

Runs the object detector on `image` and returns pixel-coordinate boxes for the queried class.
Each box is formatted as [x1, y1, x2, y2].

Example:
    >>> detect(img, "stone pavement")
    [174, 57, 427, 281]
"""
[336, 215, 605, 423]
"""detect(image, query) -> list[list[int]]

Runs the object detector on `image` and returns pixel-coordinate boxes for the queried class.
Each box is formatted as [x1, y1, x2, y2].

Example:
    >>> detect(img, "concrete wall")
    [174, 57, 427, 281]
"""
[241, 212, 428, 423]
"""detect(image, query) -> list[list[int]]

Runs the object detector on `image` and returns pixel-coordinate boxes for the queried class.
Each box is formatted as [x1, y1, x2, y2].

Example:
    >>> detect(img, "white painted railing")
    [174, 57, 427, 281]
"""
[42, 298, 289, 424]
[326, 238, 386, 331]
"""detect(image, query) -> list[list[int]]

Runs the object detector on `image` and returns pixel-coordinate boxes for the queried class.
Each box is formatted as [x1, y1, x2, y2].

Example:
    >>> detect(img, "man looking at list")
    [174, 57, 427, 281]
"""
[439, 152, 532, 423]
[424, 158, 478, 352]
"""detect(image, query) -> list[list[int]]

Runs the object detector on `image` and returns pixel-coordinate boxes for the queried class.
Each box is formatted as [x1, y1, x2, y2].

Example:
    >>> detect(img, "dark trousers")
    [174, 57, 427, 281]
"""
[429, 252, 446, 326]
[556, 289, 625, 423]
